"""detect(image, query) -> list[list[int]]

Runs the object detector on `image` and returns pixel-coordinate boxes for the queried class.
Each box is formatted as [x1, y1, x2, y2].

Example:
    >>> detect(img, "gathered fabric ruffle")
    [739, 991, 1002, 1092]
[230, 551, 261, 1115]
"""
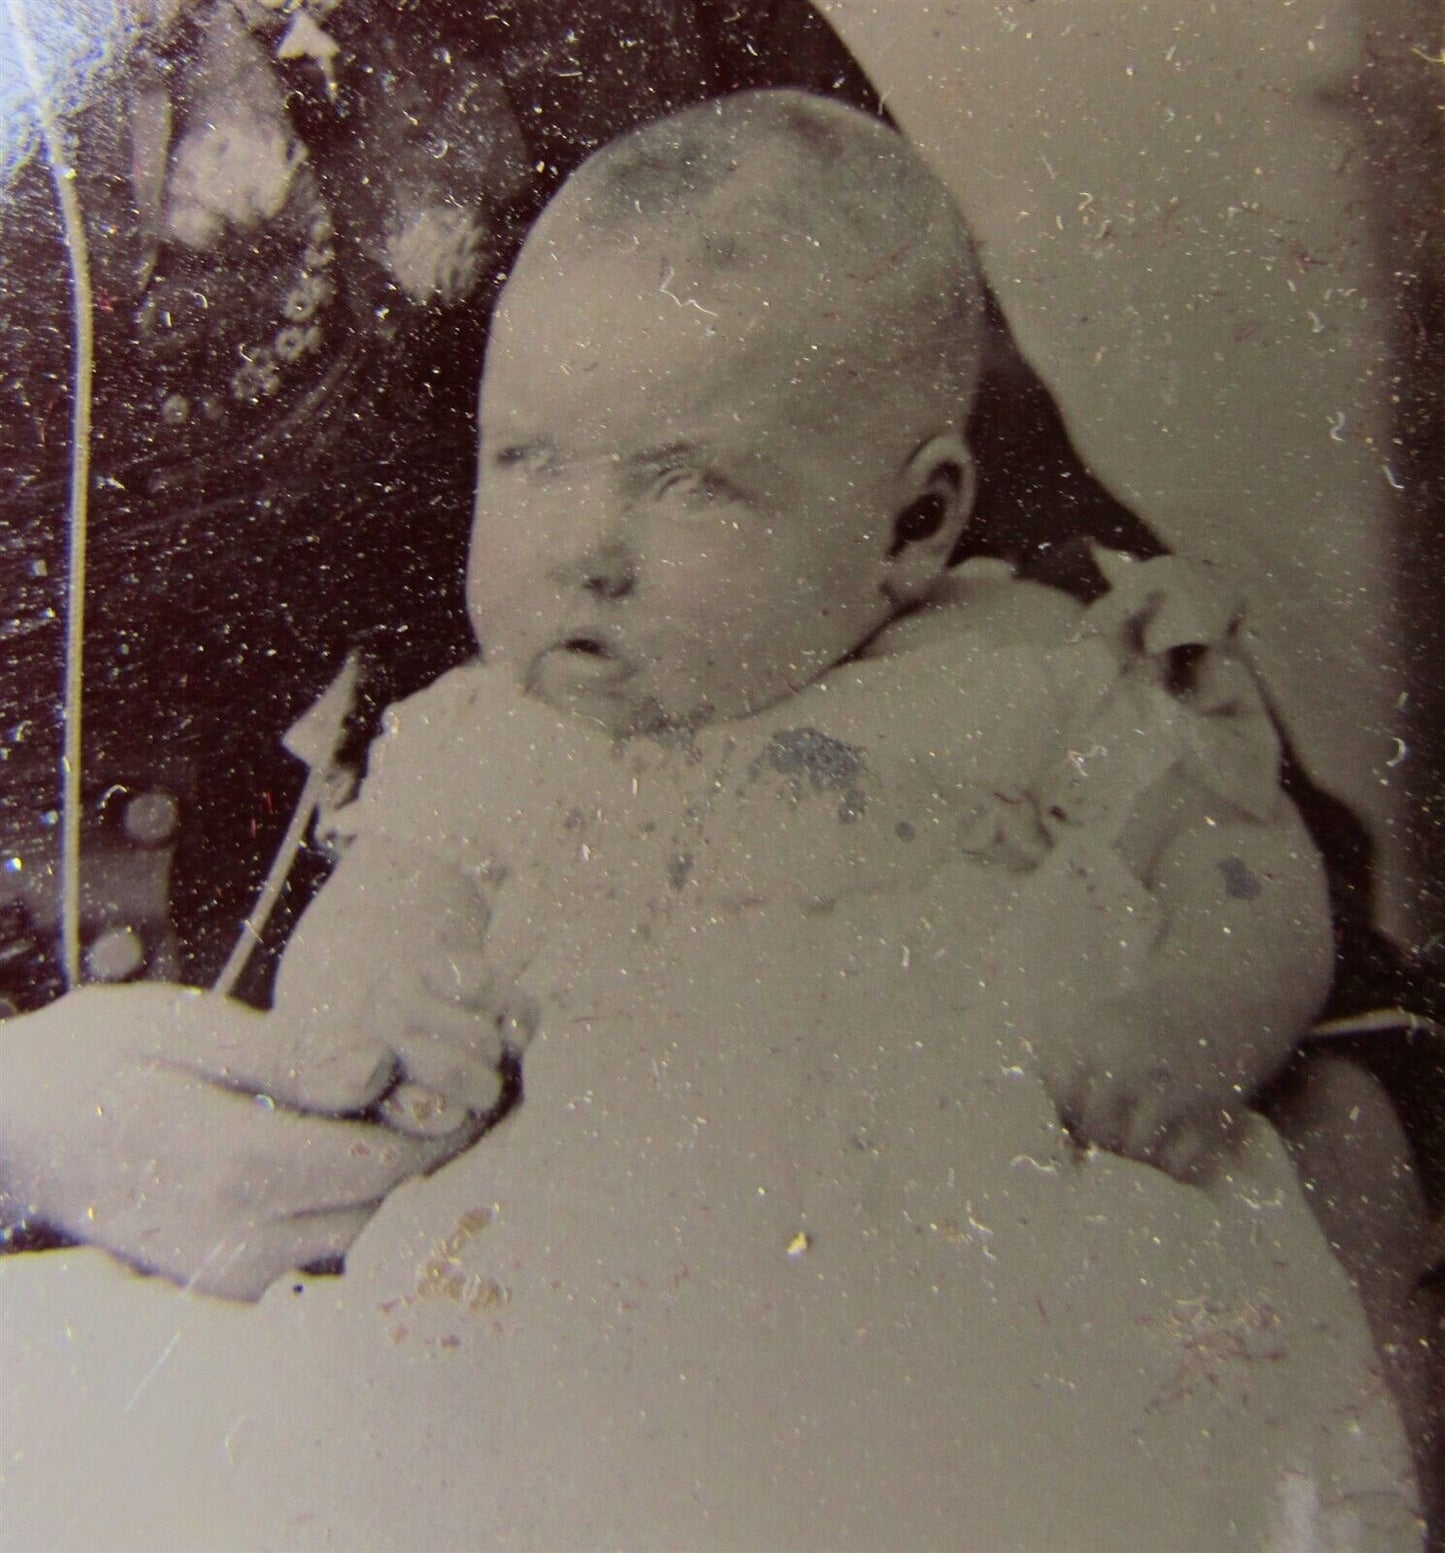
[1038, 546, 1283, 854]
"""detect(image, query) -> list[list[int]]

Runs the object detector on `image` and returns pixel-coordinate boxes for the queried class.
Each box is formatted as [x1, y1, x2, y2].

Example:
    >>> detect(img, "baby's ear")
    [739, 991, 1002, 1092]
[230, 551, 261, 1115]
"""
[883, 434, 975, 601]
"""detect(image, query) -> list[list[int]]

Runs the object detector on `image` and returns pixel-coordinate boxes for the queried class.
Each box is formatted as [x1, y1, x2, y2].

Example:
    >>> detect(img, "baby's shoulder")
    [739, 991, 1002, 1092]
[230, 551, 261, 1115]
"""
[871, 561, 1085, 660]
[376, 657, 495, 745]
[336, 658, 519, 855]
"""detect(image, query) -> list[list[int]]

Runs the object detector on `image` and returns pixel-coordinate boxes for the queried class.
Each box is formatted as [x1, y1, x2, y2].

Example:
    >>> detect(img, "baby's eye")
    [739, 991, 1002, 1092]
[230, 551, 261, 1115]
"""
[491, 442, 556, 475]
[653, 467, 732, 506]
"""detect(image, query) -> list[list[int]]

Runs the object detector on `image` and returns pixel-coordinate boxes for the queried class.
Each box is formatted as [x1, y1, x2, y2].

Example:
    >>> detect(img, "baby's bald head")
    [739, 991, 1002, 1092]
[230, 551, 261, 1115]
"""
[505, 89, 986, 440]
[471, 94, 988, 733]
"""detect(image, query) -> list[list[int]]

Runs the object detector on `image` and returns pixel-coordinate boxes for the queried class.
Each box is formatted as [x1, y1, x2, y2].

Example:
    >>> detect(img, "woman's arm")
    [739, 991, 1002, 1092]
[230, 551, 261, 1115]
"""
[0, 829, 523, 1299]
[0, 983, 468, 1299]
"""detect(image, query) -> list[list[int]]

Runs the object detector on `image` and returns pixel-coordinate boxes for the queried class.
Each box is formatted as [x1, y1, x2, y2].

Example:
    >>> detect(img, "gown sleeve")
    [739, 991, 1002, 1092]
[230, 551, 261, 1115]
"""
[323, 660, 501, 870]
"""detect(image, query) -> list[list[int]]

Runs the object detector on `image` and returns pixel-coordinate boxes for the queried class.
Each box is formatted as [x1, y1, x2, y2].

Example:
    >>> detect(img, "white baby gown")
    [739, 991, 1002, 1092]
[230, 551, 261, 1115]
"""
[1, 560, 1423, 1551]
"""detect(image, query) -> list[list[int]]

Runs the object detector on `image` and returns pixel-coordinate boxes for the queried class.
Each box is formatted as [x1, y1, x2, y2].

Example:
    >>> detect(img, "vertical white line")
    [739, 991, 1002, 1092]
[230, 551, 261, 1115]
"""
[5, 0, 96, 988]
[214, 765, 325, 996]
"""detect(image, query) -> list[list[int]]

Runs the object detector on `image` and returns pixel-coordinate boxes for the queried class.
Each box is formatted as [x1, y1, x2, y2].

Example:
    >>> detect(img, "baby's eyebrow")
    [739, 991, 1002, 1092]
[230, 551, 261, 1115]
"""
[629, 440, 708, 475]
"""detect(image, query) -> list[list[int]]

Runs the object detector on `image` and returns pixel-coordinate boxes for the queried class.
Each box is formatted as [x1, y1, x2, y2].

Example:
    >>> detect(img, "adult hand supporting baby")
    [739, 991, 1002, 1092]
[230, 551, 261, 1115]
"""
[0, 985, 481, 1300]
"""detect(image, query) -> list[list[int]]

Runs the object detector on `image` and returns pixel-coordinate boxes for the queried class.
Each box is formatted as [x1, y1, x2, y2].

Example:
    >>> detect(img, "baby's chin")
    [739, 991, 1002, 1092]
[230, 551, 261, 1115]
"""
[523, 675, 697, 741]
[518, 644, 782, 738]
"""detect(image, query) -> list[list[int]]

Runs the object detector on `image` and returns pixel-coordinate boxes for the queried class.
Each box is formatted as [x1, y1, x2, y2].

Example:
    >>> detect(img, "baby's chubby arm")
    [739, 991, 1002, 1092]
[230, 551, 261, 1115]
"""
[273, 831, 534, 1132]
[1037, 779, 1332, 1179]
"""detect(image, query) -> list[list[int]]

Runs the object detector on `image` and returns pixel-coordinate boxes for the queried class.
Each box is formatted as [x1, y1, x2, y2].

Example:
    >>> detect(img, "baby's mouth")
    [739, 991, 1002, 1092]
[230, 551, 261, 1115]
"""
[556, 634, 632, 677]
[526, 632, 636, 698]
[562, 634, 613, 659]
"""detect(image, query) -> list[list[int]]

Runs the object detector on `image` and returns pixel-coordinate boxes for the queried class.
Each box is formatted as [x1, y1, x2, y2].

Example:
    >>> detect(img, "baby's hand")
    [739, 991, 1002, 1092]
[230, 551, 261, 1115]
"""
[276, 838, 536, 1137]
[371, 951, 538, 1138]
[1036, 995, 1239, 1181]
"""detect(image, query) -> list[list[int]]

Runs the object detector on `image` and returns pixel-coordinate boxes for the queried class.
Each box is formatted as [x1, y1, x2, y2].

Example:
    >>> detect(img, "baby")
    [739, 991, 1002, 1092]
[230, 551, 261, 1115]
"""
[1, 89, 1332, 1298]
[302, 86, 1330, 1143]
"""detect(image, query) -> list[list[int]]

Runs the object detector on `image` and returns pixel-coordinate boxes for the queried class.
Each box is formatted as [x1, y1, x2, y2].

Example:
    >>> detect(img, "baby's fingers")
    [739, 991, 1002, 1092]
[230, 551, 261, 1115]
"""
[1056, 1066, 1208, 1180]
[380, 999, 536, 1135]
[417, 959, 539, 1052]
[391, 1003, 509, 1111]
[420, 954, 503, 1009]
[378, 1079, 490, 1137]
[1121, 1091, 1181, 1162]
[1063, 1067, 1135, 1156]
[1122, 1097, 1209, 1180]
[1157, 1121, 1210, 1181]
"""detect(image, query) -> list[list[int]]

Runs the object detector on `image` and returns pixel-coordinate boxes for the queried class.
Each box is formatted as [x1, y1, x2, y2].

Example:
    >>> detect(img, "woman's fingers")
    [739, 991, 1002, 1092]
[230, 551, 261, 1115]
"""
[171, 1017, 400, 1114]
[226, 1092, 468, 1217]
[13, 1057, 473, 1300]
[179, 1205, 377, 1302]
[46, 980, 513, 1130]
[5, 986, 497, 1302]
[41, 984, 399, 1113]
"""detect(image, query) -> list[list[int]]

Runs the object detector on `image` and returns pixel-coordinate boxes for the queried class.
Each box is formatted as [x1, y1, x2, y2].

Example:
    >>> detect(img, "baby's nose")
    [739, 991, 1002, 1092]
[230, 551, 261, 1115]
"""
[581, 540, 637, 601]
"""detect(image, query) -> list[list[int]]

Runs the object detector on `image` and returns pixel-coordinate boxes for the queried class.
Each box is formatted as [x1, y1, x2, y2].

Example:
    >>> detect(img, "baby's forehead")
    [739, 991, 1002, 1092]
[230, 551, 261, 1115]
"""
[498, 211, 866, 365]
[489, 279, 876, 463]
